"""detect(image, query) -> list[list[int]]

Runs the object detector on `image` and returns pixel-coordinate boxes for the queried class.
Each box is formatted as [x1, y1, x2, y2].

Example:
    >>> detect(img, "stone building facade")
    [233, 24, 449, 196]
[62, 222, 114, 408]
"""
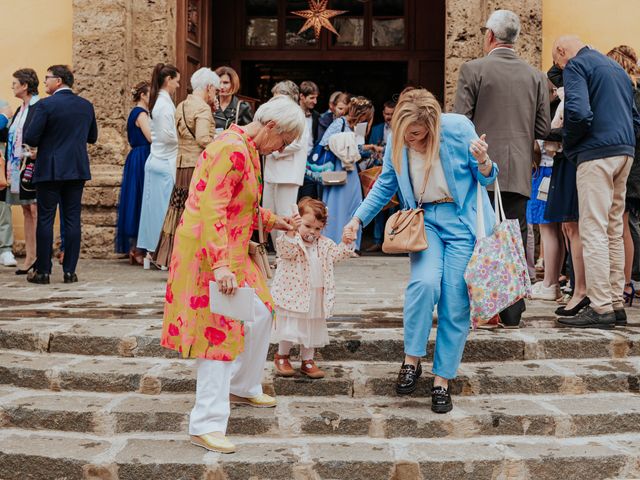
[74, 0, 542, 258]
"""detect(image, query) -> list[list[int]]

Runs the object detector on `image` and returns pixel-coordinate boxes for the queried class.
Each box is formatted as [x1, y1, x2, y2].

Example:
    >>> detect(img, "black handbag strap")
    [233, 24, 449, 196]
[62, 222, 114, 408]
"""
[181, 102, 196, 140]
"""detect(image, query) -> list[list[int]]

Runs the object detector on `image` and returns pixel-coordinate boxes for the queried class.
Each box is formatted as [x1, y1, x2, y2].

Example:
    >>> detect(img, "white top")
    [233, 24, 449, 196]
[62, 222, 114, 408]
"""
[306, 242, 324, 289]
[408, 148, 451, 204]
[149, 90, 178, 165]
[264, 126, 309, 186]
[305, 115, 314, 155]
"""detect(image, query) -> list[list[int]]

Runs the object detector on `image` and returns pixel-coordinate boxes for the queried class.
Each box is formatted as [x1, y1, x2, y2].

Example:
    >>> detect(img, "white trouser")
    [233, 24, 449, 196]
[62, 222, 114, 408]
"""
[189, 295, 272, 435]
[263, 182, 300, 245]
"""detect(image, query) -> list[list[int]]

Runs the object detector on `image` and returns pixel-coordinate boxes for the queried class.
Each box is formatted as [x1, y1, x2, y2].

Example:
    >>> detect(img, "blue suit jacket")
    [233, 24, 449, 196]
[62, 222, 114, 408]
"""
[368, 122, 386, 146]
[23, 89, 98, 183]
[354, 113, 498, 238]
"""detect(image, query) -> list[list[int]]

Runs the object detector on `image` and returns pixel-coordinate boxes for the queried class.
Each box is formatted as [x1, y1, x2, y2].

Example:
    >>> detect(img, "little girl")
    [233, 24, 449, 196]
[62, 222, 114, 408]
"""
[271, 197, 355, 379]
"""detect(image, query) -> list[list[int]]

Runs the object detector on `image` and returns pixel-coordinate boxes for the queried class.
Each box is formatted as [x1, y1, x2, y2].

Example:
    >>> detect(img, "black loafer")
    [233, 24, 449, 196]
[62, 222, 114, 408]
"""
[431, 386, 453, 414]
[27, 271, 50, 284]
[63, 272, 78, 283]
[614, 308, 627, 327]
[555, 296, 590, 316]
[557, 306, 615, 329]
[396, 360, 421, 395]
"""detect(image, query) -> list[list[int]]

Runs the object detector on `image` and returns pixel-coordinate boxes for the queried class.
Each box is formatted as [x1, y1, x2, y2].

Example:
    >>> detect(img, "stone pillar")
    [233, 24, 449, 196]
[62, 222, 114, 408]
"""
[72, 0, 176, 258]
[444, 0, 543, 109]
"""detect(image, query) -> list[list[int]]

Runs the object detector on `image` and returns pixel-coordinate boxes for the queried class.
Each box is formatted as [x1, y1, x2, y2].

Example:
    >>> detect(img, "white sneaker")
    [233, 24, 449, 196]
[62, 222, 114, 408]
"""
[530, 282, 559, 301]
[0, 251, 17, 267]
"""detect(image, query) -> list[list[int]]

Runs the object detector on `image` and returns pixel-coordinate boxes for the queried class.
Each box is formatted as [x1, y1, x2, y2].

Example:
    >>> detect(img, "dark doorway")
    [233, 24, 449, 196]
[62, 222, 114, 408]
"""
[242, 60, 408, 118]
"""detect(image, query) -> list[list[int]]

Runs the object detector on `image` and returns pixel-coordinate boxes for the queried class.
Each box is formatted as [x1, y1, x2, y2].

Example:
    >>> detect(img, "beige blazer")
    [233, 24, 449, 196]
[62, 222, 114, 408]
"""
[454, 48, 550, 197]
[175, 94, 215, 168]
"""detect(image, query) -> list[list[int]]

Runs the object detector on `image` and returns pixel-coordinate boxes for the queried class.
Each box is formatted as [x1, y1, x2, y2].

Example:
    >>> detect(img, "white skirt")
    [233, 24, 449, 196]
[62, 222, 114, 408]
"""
[273, 288, 328, 348]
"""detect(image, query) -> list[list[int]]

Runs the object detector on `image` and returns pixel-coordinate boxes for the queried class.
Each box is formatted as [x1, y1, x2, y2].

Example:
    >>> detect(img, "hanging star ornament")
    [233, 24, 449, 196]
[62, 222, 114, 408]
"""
[291, 0, 348, 39]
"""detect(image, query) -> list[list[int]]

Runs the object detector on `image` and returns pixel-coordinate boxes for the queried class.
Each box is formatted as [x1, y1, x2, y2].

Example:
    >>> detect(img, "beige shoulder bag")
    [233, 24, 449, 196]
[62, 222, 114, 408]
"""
[382, 160, 432, 254]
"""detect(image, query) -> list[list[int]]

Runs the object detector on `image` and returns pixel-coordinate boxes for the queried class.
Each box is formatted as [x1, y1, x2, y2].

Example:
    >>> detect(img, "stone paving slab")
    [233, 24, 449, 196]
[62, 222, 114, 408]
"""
[2, 429, 640, 480]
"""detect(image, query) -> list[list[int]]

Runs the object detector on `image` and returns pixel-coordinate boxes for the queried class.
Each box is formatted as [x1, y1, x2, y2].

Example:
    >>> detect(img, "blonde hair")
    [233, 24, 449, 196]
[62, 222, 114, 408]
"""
[607, 45, 640, 86]
[390, 88, 441, 174]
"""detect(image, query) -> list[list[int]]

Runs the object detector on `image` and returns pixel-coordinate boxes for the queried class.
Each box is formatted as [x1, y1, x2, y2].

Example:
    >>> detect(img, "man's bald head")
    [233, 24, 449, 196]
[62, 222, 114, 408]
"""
[552, 35, 586, 69]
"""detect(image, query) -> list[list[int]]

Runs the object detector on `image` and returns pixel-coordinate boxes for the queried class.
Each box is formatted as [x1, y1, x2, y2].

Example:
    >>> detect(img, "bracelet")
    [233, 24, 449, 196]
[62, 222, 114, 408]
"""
[478, 157, 491, 166]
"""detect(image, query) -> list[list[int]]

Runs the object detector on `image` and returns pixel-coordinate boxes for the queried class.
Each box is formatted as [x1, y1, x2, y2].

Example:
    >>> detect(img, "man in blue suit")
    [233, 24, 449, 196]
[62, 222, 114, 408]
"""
[23, 65, 98, 284]
[365, 100, 396, 252]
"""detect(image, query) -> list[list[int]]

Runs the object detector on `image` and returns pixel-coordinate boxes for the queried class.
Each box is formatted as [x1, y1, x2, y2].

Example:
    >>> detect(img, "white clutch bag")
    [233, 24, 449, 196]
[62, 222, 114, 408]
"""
[209, 282, 255, 323]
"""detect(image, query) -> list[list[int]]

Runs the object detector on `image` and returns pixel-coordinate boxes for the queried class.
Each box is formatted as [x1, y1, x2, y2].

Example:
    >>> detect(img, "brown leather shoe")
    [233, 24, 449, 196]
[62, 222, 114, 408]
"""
[274, 354, 295, 377]
[300, 359, 325, 379]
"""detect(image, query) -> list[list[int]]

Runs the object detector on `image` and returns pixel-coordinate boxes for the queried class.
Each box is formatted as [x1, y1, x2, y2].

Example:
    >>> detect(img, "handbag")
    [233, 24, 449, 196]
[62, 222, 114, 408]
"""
[321, 170, 347, 186]
[359, 166, 399, 210]
[464, 179, 531, 328]
[381, 160, 432, 254]
[249, 210, 273, 279]
[0, 152, 7, 189]
[536, 176, 550, 201]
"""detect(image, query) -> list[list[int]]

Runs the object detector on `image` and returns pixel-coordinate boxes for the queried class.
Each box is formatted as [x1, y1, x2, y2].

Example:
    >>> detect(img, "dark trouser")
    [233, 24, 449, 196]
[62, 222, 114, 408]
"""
[35, 180, 85, 274]
[297, 177, 323, 201]
[490, 190, 529, 326]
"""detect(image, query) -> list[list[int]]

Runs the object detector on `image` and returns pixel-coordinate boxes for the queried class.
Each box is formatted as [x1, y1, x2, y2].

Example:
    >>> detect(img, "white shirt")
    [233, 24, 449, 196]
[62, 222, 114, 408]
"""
[305, 115, 314, 155]
[149, 90, 178, 163]
[408, 149, 451, 204]
[264, 126, 310, 186]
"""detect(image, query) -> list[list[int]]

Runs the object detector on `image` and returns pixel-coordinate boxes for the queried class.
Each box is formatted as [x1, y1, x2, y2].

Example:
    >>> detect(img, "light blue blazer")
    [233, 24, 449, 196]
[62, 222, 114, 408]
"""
[354, 113, 498, 237]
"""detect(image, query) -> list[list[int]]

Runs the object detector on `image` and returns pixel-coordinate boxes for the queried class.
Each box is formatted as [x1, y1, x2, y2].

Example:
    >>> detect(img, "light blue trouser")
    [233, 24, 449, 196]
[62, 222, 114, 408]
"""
[0, 202, 13, 254]
[403, 203, 475, 379]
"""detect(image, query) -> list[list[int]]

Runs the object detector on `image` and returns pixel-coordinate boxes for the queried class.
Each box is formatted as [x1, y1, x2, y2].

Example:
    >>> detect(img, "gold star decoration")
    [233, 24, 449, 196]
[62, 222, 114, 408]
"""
[291, 0, 348, 39]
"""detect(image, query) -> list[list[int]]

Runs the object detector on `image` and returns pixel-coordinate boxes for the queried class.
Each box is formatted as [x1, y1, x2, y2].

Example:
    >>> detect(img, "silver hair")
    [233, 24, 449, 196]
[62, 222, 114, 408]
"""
[486, 10, 521, 44]
[254, 95, 305, 138]
[190, 67, 220, 92]
[271, 80, 300, 102]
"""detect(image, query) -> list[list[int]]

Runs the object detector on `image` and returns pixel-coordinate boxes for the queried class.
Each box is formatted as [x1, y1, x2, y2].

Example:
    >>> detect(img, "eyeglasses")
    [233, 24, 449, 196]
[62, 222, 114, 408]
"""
[480, 27, 489, 35]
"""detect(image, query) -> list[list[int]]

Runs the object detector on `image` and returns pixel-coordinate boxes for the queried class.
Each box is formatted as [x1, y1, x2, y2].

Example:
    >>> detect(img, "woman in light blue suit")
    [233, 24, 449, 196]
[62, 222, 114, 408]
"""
[344, 89, 498, 413]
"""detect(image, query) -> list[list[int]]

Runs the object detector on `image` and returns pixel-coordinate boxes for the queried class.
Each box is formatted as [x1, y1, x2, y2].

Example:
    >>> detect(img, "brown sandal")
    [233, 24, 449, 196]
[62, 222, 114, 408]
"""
[274, 354, 295, 377]
[300, 359, 325, 379]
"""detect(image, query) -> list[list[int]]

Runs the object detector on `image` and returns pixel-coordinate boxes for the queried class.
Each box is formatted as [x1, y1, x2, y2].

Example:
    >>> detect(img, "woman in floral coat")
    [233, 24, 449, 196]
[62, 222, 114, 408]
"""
[160, 95, 305, 454]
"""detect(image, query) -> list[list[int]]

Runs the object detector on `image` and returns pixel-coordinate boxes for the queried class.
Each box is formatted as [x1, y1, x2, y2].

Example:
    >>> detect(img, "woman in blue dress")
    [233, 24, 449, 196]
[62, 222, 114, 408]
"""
[320, 96, 381, 251]
[115, 81, 152, 264]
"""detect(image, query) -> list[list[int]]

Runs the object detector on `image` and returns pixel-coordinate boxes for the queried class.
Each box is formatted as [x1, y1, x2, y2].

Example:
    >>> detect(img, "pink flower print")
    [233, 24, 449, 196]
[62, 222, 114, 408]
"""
[189, 295, 209, 310]
[196, 179, 207, 191]
[232, 181, 243, 198]
[227, 203, 242, 218]
[214, 221, 224, 232]
[202, 151, 208, 160]
[165, 284, 174, 304]
[204, 327, 227, 346]
[219, 315, 234, 330]
[168, 323, 179, 336]
[230, 151, 246, 171]
[221, 353, 232, 361]
[230, 226, 243, 241]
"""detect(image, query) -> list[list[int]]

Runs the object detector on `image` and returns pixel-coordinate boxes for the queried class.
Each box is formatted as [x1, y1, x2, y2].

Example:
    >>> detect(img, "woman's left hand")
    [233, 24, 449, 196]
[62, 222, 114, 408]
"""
[273, 215, 295, 231]
[470, 134, 492, 176]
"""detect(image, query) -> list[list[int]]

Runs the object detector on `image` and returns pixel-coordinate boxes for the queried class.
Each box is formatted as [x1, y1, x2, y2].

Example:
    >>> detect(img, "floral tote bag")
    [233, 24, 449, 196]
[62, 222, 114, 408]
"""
[464, 179, 531, 328]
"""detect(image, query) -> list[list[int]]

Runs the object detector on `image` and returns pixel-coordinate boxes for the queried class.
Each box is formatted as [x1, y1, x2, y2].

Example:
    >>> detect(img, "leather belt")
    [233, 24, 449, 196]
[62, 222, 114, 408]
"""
[431, 196, 454, 204]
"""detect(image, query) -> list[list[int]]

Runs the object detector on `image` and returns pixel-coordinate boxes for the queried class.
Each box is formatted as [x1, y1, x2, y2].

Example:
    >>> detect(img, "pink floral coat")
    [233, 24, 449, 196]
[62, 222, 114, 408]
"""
[160, 126, 276, 361]
[271, 233, 353, 317]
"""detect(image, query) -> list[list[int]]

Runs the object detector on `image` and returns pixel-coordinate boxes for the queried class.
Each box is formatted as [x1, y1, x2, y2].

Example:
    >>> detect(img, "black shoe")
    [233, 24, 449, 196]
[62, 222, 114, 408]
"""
[555, 296, 590, 316]
[396, 360, 422, 395]
[16, 261, 37, 275]
[27, 270, 50, 284]
[614, 308, 627, 327]
[63, 272, 78, 283]
[431, 386, 453, 414]
[557, 305, 615, 329]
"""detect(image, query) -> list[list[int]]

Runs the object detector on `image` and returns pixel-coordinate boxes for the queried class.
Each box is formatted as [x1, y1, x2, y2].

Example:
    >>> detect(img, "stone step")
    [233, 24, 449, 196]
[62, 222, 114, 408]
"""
[1, 317, 638, 362]
[1, 386, 639, 439]
[1, 350, 638, 397]
[1, 429, 639, 480]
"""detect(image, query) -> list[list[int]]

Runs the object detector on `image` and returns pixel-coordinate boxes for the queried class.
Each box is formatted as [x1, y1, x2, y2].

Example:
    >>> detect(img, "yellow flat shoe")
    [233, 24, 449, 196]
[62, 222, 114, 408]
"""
[230, 393, 277, 408]
[190, 433, 236, 454]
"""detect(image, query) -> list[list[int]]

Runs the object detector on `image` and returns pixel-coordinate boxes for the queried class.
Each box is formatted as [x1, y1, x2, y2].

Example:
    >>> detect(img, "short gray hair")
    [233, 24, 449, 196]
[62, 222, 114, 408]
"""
[271, 80, 300, 102]
[255, 95, 305, 138]
[486, 10, 521, 44]
[190, 67, 220, 92]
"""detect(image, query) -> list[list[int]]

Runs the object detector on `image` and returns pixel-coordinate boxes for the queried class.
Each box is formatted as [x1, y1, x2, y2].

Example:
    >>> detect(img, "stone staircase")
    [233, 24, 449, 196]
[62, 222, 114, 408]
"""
[1, 315, 640, 479]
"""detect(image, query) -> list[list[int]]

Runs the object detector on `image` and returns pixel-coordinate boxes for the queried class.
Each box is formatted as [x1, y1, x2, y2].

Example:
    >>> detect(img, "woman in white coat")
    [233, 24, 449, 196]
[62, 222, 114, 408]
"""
[136, 63, 180, 267]
[263, 81, 309, 245]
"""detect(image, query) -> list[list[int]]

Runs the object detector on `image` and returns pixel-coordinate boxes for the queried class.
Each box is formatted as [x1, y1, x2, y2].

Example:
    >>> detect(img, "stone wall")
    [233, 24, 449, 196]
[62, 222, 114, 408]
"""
[72, 0, 541, 258]
[73, 0, 176, 258]
[444, 0, 543, 109]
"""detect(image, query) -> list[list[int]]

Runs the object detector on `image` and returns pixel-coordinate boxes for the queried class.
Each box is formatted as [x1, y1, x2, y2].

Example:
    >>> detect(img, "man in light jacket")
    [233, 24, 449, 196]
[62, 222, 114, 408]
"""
[553, 36, 640, 329]
[454, 10, 550, 250]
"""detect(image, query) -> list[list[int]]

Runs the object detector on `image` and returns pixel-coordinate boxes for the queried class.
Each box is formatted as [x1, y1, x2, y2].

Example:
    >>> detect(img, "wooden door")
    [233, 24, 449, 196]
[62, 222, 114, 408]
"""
[176, 0, 212, 101]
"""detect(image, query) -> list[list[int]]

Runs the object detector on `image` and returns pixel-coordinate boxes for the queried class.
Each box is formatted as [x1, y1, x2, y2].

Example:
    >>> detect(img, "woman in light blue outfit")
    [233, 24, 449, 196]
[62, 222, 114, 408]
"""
[320, 96, 381, 251]
[136, 63, 180, 267]
[344, 89, 498, 413]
